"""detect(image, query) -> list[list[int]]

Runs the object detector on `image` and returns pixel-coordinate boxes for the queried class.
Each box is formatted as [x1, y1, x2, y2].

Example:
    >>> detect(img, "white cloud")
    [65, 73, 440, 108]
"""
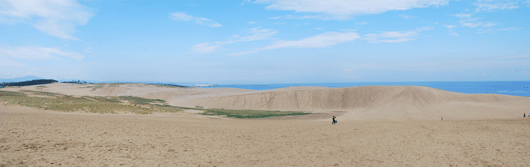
[498, 27, 521, 31]
[254, 0, 449, 19]
[264, 32, 360, 49]
[191, 43, 221, 54]
[269, 14, 335, 20]
[474, 0, 519, 12]
[483, 22, 497, 27]
[315, 27, 323, 30]
[451, 13, 472, 18]
[231, 31, 361, 55]
[399, 14, 416, 19]
[478, 27, 522, 33]
[478, 29, 495, 34]
[445, 25, 456, 29]
[191, 27, 278, 54]
[445, 25, 458, 36]
[363, 26, 433, 43]
[449, 32, 459, 36]
[356, 22, 368, 25]
[0, 46, 84, 60]
[459, 18, 483, 28]
[169, 12, 221, 27]
[0, 0, 93, 40]
[248, 21, 257, 24]
[226, 27, 278, 43]
[456, 16, 496, 28]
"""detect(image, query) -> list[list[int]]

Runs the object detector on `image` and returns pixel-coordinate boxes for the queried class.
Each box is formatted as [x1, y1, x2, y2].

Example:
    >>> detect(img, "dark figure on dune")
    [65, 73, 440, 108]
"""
[332, 116, 337, 124]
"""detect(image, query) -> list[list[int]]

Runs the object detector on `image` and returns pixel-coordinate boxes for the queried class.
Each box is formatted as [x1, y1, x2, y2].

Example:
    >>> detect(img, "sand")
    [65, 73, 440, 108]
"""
[1, 83, 530, 166]
[184, 86, 530, 120]
[1, 106, 529, 166]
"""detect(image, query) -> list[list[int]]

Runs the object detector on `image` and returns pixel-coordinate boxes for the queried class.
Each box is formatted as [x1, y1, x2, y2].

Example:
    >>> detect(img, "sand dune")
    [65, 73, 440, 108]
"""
[3, 83, 529, 120]
[184, 86, 530, 120]
[3, 83, 258, 104]
[1, 106, 529, 166]
[2, 83, 530, 166]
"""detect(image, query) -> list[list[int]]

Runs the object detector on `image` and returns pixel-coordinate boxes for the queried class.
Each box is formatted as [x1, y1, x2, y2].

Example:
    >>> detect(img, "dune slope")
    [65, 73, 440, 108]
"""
[184, 86, 530, 120]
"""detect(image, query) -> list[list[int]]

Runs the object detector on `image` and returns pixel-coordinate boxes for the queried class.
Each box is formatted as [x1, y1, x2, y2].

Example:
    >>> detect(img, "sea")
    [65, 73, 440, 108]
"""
[198, 81, 530, 97]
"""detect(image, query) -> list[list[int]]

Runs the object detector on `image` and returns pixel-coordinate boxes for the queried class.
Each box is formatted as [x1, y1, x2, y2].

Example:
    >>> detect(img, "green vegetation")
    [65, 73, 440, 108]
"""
[0, 90, 312, 118]
[200, 108, 310, 119]
[0, 91, 26, 97]
[0, 90, 181, 114]
[81, 83, 119, 91]
[118, 96, 165, 105]
[20, 90, 65, 97]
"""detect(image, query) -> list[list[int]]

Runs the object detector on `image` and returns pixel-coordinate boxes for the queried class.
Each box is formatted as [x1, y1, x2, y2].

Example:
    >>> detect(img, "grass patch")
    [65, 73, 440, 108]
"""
[0, 91, 26, 97]
[201, 108, 310, 119]
[0, 90, 181, 114]
[0, 90, 311, 118]
[20, 90, 65, 97]
[118, 96, 165, 105]
[81, 83, 118, 91]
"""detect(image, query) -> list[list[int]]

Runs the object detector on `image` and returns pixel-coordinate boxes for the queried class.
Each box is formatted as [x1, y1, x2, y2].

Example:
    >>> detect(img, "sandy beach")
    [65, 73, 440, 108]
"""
[1, 83, 530, 166]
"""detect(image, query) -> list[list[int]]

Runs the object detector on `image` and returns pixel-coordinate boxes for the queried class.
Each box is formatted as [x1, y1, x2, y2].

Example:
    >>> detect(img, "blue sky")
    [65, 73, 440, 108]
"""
[0, 0, 529, 84]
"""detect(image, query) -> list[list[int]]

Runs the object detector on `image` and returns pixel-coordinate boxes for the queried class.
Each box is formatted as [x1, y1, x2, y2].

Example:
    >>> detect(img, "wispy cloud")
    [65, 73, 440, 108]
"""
[451, 13, 472, 18]
[191, 27, 278, 54]
[445, 25, 456, 29]
[478, 27, 522, 33]
[0, 0, 93, 40]
[498, 27, 522, 31]
[191, 43, 221, 54]
[169, 12, 221, 27]
[445, 25, 459, 36]
[254, 0, 449, 19]
[267, 14, 337, 20]
[248, 21, 257, 24]
[483, 22, 497, 27]
[363, 26, 434, 43]
[474, 0, 519, 12]
[356, 22, 368, 25]
[231, 31, 361, 55]
[458, 18, 496, 28]
[0, 46, 84, 60]
[399, 14, 416, 19]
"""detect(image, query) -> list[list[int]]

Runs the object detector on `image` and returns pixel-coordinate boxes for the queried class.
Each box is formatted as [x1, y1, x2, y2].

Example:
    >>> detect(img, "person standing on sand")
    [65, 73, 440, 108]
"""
[332, 116, 337, 124]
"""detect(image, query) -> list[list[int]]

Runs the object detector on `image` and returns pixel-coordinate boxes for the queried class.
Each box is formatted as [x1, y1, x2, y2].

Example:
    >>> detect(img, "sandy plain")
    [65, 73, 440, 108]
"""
[1, 83, 530, 166]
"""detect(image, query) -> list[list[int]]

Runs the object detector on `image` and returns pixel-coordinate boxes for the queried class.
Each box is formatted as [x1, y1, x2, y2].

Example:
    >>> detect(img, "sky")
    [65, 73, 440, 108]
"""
[0, 0, 529, 84]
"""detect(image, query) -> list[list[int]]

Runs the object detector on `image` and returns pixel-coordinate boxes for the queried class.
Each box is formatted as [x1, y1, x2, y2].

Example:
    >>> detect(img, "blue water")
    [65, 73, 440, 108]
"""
[203, 81, 530, 97]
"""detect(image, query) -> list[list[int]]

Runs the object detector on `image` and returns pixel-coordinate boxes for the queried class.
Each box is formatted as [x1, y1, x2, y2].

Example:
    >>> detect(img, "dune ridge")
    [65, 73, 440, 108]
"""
[184, 86, 530, 120]
[3, 83, 528, 120]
